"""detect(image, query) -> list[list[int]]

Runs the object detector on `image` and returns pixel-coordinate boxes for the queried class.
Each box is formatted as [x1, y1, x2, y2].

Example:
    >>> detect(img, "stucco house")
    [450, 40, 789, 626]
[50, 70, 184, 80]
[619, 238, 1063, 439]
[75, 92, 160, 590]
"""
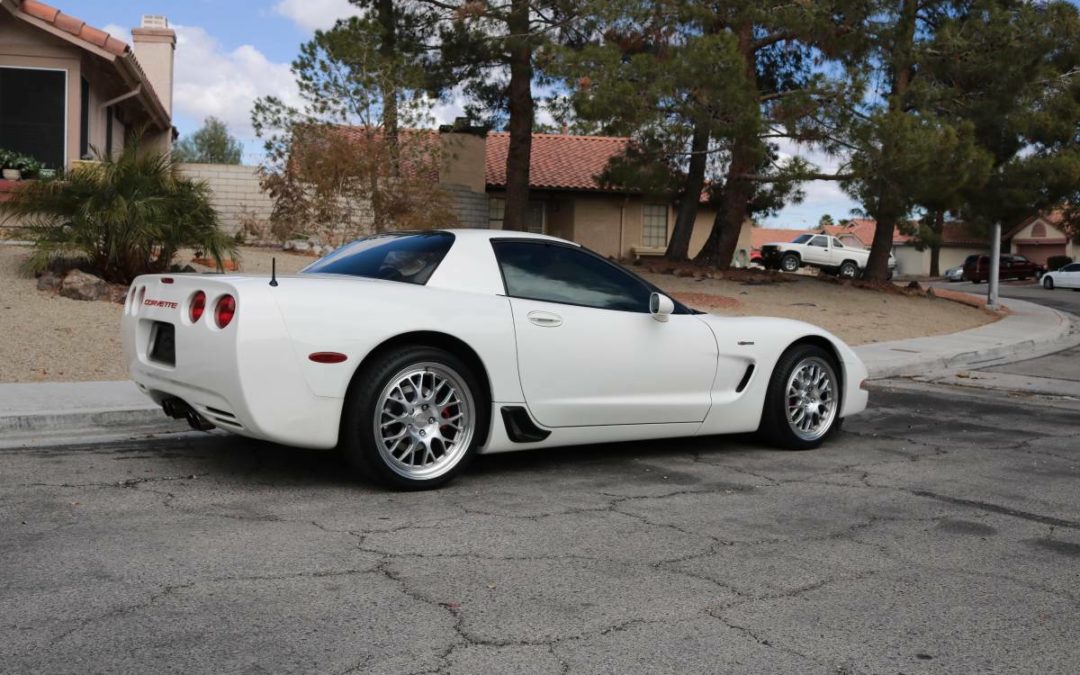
[1005, 210, 1076, 265]
[445, 129, 752, 261]
[0, 0, 174, 178]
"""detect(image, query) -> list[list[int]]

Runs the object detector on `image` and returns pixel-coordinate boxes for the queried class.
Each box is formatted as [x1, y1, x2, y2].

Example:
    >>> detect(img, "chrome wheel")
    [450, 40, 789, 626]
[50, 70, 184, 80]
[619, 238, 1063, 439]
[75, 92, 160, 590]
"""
[373, 363, 475, 481]
[839, 262, 857, 278]
[785, 357, 838, 442]
[781, 255, 799, 272]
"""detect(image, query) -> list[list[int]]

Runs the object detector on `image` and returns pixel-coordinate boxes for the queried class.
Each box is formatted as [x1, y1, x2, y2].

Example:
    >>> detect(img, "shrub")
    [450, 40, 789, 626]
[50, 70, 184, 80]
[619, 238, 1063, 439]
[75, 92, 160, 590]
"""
[0, 141, 236, 283]
[1046, 255, 1073, 271]
[0, 149, 43, 178]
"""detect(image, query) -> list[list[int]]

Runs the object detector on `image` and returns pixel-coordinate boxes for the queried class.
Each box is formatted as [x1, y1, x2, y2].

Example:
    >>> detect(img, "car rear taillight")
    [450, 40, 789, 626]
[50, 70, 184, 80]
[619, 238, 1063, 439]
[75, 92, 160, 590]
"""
[215, 295, 236, 328]
[189, 291, 206, 323]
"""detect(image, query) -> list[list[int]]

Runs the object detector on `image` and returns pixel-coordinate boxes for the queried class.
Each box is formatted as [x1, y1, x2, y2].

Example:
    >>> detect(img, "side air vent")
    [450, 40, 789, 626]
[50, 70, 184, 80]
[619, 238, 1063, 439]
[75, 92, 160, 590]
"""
[735, 364, 755, 393]
[500, 406, 551, 443]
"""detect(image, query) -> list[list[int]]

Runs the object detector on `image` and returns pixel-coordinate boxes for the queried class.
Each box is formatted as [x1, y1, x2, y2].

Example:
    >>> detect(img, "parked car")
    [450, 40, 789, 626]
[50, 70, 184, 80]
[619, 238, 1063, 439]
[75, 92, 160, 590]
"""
[759, 234, 896, 279]
[122, 230, 869, 489]
[961, 254, 1044, 283]
[944, 265, 964, 282]
[1042, 261, 1080, 290]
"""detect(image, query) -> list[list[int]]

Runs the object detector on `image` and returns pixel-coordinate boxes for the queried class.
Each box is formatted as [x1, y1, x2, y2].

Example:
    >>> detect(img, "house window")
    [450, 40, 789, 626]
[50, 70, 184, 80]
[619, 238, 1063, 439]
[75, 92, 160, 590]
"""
[80, 77, 90, 160]
[642, 204, 668, 248]
[488, 197, 504, 229]
[0, 67, 66, 171]
[488, 197, 545, 233]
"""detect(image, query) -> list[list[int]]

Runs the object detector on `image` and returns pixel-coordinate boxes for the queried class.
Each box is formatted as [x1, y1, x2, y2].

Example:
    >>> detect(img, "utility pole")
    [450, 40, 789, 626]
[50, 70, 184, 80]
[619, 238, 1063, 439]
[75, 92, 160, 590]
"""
[987, 222, 1001, 310]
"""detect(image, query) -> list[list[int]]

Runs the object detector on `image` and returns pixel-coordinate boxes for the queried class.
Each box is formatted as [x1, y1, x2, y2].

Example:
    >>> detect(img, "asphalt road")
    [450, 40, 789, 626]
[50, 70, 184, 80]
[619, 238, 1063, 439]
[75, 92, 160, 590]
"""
[3, 377, 1079, 674]
[932, 277, 1080, 314]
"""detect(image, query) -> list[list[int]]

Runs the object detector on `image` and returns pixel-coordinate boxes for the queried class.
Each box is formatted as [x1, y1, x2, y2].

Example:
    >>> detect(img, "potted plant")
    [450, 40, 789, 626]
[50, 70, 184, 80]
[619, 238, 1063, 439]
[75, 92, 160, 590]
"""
[14, 154, 43, 179]
[0, 149, 19, 180]
[0, 150, 43, 180]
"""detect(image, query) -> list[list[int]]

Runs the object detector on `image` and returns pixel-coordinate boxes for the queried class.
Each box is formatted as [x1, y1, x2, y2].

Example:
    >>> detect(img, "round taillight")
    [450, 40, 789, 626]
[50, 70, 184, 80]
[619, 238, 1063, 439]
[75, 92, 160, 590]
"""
[189, 291, 206, 323]
[215, 294, 236, 328]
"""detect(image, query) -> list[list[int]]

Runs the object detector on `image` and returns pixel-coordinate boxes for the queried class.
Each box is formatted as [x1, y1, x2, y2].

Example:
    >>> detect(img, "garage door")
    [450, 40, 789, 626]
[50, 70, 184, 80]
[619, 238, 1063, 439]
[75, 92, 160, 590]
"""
[1016, 243, 1066, 266]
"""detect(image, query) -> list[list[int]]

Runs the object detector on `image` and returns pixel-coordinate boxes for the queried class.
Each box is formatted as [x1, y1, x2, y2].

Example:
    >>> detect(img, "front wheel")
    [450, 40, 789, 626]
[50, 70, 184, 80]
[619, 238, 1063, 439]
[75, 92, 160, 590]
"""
[1044, 276, 1054, 290]
[340, 346, 484, 489]
[780, 253, 800, 273]
[758, 344, 842, 450]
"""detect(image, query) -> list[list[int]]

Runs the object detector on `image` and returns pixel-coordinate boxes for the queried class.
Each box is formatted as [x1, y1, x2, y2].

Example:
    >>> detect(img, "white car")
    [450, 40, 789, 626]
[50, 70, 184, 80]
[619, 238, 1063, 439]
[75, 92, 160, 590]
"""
[122, 230, 869, 488]
[760, 234, 896, 279]
[1042, 262, 1080, 290]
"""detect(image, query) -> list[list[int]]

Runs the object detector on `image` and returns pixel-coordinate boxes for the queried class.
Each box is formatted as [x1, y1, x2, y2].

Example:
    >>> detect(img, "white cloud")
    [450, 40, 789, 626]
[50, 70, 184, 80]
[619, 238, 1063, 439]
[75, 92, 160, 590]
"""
[171, 25, 300, 141]
[101, 23, 131, 45]
[273, 0, 361, 32]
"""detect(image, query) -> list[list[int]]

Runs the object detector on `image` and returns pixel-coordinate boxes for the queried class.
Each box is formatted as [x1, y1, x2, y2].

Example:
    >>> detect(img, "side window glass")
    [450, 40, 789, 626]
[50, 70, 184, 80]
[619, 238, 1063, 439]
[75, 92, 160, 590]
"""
[492, 241, 652, 312]
[832, 238, 844, 248]
[809, 236, 828, 248]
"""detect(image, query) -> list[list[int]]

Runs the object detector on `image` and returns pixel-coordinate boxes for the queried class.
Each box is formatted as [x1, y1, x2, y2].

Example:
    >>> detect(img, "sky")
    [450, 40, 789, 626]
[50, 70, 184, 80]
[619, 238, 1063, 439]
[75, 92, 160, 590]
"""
[62, 0, 859, 228]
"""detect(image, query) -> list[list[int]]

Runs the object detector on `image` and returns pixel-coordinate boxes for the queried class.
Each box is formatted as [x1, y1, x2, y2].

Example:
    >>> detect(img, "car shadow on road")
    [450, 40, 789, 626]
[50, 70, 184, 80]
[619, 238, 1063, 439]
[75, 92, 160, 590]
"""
[106, 428, 774, 490]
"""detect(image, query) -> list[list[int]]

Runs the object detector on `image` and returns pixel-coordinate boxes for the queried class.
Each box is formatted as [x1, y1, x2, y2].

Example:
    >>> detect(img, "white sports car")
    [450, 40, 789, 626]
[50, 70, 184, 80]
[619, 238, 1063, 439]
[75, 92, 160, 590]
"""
[122, 230, 869, 488]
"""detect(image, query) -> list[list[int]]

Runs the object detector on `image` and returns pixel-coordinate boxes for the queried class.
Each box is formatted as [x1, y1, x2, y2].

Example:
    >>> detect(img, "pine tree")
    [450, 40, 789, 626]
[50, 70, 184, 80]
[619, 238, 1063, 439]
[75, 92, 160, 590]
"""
[172, 117, 243, 165]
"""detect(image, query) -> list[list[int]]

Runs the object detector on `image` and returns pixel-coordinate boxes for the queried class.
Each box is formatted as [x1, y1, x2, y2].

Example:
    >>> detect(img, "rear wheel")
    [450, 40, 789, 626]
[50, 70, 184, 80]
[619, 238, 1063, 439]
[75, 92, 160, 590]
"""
[340, 346, 484, 489]
[1044, 276, 1055, 290]
[838, 261, 858, 279]
[758, 344, 842, 450]
[780, 253, 800, 273]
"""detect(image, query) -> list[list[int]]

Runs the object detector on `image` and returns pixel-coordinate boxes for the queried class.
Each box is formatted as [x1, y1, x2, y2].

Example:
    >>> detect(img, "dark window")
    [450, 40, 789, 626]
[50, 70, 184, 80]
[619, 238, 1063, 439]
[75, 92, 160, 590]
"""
[809, 236, 828, 248]
[105, 106, 114, 157]
[1062, 263, 1080, 272]
[0, 67, 66, 170]
[80, 77, 89, 159]
[301, 232, 454, 285]
[792, 234, 813, 244]
[492, 241, 654, 312]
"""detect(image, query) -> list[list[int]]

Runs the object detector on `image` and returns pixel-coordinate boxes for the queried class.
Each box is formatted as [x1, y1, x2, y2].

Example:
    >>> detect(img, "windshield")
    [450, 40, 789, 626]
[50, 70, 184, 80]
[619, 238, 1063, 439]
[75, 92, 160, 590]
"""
[302, 231, 454, 285]
[792, 234, 813, 244]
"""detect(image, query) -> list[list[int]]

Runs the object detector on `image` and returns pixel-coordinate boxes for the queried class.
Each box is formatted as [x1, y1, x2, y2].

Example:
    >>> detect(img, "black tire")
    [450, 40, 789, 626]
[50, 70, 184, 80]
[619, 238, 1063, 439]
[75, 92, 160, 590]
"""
[758, 344, 843, 451]
[1043, 276, 1054, 290]
[340, 345, 486, 489]
[838, 261, 857, 278]
[780, 253, 800, 273]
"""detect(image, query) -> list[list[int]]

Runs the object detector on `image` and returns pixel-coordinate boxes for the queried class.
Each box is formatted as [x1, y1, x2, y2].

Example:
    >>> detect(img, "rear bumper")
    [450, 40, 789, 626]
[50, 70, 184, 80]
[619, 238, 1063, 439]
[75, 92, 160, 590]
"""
[122, 275, 344, 450]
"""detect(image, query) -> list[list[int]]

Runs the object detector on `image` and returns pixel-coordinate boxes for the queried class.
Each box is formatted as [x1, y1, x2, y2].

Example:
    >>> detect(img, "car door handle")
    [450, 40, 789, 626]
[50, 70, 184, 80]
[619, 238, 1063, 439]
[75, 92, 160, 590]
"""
[527, 311, 563, 327]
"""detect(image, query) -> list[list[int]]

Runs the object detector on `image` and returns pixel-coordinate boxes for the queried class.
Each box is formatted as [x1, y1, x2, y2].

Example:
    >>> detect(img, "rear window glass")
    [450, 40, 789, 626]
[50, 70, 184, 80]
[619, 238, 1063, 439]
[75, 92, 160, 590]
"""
[302, 232, 454, 285]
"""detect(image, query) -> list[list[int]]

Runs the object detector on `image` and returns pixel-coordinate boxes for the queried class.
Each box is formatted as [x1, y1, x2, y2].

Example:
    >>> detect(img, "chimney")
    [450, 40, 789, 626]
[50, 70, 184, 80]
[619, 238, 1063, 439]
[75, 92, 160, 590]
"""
[131, 15, 176, 117]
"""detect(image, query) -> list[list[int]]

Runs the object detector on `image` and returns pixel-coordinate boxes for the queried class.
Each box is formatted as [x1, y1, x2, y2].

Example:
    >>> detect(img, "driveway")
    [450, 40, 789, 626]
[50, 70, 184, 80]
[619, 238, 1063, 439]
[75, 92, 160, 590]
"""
[3, 381, 1079, 674]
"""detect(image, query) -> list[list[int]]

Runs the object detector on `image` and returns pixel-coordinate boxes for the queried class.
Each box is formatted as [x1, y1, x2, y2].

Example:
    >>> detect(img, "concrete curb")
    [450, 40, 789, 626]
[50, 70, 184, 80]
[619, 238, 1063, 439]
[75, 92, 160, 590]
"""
[0, 381, 186, 448]
[855, 294, 1080, 379]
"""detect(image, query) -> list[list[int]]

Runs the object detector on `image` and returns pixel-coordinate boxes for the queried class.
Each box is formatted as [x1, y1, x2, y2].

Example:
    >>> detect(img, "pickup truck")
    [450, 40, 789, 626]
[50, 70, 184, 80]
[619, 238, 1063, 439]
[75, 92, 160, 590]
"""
[758, 233, 896, 279]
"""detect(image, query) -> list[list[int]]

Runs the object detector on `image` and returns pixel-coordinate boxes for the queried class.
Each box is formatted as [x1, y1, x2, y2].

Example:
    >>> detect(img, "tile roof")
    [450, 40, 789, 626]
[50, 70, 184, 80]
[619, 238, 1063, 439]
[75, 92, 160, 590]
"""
[18, 0, 129, 56]
[485, 132, 632, 192]
[1004, 209, 1066, 240]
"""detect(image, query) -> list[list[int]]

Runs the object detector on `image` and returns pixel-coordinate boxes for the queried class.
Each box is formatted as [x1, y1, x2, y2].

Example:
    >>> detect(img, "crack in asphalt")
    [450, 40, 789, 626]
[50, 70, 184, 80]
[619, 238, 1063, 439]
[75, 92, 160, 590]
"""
[902, 489, 1080, 530]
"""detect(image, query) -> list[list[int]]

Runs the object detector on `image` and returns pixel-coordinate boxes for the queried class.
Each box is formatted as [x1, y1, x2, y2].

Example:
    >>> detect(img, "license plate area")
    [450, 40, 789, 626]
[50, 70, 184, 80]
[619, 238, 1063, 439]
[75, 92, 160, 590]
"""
[148, 321, 176, 366]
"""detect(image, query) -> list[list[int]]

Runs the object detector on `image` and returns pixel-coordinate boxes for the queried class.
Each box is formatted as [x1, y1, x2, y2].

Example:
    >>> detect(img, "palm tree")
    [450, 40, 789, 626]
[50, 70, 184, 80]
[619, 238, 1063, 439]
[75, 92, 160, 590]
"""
[0, 140, 236, 283]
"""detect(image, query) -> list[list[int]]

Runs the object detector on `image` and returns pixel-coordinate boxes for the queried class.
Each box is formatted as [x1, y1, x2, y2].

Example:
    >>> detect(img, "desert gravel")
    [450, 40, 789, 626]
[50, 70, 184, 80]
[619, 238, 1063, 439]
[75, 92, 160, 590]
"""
[0, 244, 992, 383]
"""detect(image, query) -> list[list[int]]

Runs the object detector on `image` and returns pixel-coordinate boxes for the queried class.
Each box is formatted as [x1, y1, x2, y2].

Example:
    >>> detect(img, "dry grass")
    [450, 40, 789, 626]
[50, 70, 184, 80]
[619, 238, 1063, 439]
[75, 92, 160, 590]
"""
[0, 245, 995, 383]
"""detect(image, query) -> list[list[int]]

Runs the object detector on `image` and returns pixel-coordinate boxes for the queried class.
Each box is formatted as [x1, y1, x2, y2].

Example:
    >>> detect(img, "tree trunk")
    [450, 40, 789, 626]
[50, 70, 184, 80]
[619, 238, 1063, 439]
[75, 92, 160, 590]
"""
[864, 0, 918, 282]
[864, 215, 895, 280]
[502, 0, 533, 232]
[665, 122, 710, 261]
[377, 0, 400, 178]
[929, 210, 944, 277]
[694, 22, 757, 270]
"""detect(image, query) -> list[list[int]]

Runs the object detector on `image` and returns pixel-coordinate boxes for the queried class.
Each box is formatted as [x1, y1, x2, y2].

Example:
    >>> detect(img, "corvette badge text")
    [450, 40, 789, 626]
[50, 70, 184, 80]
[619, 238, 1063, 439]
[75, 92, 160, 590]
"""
[144, 298, 178, 309]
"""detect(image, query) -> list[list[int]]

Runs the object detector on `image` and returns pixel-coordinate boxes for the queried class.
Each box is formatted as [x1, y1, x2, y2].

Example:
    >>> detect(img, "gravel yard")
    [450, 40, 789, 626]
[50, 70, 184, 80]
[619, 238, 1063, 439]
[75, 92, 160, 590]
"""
[0, 244, 995, 383]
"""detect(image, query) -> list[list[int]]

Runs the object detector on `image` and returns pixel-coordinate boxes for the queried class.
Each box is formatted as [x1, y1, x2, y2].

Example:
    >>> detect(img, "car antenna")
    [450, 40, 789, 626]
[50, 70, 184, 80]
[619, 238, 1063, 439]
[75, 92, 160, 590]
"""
[269, 257, 278, 287]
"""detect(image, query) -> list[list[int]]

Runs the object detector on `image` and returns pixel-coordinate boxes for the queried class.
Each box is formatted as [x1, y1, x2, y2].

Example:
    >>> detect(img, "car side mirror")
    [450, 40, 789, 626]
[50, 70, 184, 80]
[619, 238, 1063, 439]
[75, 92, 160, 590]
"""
[649, 292, 675, 322]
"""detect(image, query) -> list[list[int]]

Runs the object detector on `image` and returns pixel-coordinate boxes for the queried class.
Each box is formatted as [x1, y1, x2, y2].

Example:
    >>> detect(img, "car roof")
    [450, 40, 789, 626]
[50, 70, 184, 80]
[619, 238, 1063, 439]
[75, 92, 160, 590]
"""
[437, 228, 578, 246]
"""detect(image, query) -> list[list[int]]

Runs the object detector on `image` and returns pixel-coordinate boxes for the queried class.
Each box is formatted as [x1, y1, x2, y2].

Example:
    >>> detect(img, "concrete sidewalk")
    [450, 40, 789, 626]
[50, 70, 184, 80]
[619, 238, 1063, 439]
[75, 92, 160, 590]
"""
[0, 381, 185, 448]
[855, 294, 1079, 379]
[1, 293, 1076, 446]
